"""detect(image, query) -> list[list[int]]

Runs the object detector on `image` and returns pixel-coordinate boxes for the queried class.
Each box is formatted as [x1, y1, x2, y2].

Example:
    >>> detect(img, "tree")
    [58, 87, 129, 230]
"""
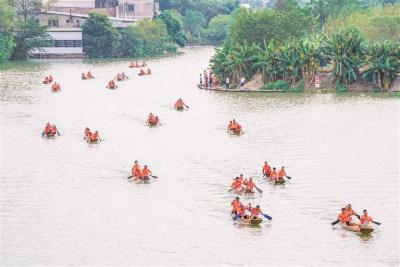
[13, 0, 41, 20]
[119, 26, 144, 57]
[134, 19, 170, 56]
[324, 4, 400, 41]
[183, 10, 205, 42]
[82, 13, 121, 58]
[228, 8, 314, 47]
[157, 10, 187, 47]
[0, 0, 16, 62]
[11, 19, 51, 60]
[205, 14, 232, 44]
[363, 40, 400, 90]
[322, 28, 366, 85]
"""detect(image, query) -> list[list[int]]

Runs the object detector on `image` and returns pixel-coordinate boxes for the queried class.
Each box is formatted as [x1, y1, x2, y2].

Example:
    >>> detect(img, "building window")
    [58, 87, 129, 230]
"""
[53, 40, 82, 47]
[48, 20, 59, 27]
[73, 40, 82, 47]
[128, 4, 134, 11]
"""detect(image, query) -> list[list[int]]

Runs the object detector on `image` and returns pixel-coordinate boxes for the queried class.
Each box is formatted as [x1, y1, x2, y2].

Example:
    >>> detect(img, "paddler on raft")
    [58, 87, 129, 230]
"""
[106, 80, 117, 89]
[227, 119, 242, 134]
[174, 98, 189, 110]
[262, 161, 272, 178]
[84, 128, 100, 143]
[82, 71, 94, 80]
[147, 113, 159, 126]
[43, 75, 53, 84]
[42, 122, 60, 137]
[51, 82, 61, 92]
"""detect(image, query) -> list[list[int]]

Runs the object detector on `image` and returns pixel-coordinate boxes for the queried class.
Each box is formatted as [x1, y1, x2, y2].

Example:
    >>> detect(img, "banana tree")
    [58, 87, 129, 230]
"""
[362, 40, 400, 91]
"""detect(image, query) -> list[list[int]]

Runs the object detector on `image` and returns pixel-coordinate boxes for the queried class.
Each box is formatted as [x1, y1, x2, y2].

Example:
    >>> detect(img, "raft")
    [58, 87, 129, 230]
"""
[235, 216, 263, 225]
[197, 84, 286, 93]
[274, 179, 285, 185]
[148, 122, 158, 127]
[44, 132, 57, 138]
[340, 223, 374, 234]
[84, 136, 100, 144]
[228, 129, 241, 136]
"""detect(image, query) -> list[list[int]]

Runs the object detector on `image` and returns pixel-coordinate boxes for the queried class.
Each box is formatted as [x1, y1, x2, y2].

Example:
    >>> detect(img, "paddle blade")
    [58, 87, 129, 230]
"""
[373, 221, 381, 225]
[331, 219, 340, 225]
[127, 175, 133, 179]
[256, 187, 263, 194]
[262, 213, 272, 220]
[150, 175, 158, 178]
[286, 176, 292, 179]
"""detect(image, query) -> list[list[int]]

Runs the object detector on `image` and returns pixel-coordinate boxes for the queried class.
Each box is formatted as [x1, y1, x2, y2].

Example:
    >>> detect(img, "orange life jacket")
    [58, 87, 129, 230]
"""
[263, 164, 271, 175]
[231, 200, 241, 212]
[338, 212, 351, 223]
[231, 180, 242, 189]
[278, 169, 286, 178]
[142, 167, 151, 176]
[360, 215, 373, 225]
[251, 207, 262, 216]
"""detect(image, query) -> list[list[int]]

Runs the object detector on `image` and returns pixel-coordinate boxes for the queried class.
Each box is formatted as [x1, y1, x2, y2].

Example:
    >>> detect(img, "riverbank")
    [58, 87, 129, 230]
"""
[217, 72, 400, 93]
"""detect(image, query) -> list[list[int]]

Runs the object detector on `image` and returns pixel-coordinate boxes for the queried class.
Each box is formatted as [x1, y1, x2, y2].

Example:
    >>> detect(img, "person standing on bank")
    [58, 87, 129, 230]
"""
[225, 77, 230, 88]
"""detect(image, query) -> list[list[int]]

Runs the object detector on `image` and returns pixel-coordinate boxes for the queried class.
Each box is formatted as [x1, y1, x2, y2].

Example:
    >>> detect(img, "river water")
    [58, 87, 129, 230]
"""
[1, 47, 399, 266]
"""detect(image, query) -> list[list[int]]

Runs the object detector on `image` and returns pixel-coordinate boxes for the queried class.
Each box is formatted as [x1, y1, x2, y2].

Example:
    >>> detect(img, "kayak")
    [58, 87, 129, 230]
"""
[197, 84, 286, 93]
[138, 73, 151, 76]
[175, 107, 184, 111]
[340, 223, 374, 234]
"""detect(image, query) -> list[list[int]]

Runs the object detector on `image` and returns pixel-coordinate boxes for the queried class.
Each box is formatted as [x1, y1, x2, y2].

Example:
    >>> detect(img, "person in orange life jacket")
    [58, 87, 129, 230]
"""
[231, 197, 242, 215]
[263, 161, 272, 177]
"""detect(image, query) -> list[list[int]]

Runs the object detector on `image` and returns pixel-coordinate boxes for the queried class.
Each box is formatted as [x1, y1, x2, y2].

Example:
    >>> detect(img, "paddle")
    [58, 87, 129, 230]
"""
[232, 214, 240, 221]
[262, 213, 272, 220]
[228, 187, 236, 192]
[127, 175, 133, 179]
[184, 104, 190, 109]
[57, 131, 61, 136]
[331, 219, 340, 225]
[150, 174, 158, 179]
[255, 186, 263, 194]
[286, 176, 292, 180]
[372, 220, 381, 225]
[42, 132, 44, 138]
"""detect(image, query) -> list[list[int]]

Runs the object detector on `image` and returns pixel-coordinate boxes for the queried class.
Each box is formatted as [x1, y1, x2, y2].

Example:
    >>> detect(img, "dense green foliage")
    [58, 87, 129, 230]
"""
[183, 10, 206, 43]
[228, 7, 314, 46]
[204, 14, 232, 44]
[0, 0, 15, 62]
[82, 13, 121, 58]
[157, 10, 187, 47]
[1, 0, 49, 61]
[119, 19, 171, 57]
[324, 4, 400, 41]
[158, 0, 239, 44]
[363, 41, 400, 90]
[211, 27, 399, 90]
[209, 1, 399, 91]
[11, 19, 51, 60]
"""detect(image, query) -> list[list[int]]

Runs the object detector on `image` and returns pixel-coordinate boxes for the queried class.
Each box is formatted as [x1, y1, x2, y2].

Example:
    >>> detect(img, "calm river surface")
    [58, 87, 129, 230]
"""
[1, 47, 399, 266]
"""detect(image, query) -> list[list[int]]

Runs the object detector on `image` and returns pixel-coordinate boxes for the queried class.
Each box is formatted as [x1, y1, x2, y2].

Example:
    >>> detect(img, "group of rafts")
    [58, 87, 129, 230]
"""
[228, 163, 291, 226]
[41, 66, 381, 233]
[42, 75, 62, 92]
